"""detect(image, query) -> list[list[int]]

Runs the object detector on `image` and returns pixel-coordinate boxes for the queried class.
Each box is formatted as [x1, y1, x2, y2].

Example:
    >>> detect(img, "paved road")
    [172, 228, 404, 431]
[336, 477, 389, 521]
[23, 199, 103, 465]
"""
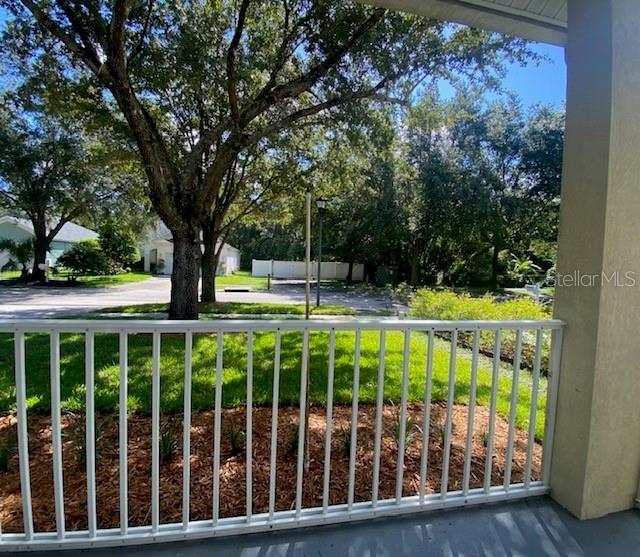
[0, 277, 392, 319]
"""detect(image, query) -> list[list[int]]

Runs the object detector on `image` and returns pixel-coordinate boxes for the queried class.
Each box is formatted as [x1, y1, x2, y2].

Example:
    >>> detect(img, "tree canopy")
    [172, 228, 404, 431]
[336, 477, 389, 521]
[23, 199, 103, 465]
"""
[2, 0, 532, 317]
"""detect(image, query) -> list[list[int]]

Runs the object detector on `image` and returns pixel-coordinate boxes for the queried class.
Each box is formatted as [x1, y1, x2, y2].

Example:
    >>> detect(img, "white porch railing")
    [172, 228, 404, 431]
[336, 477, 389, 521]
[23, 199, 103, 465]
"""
[0, 318, 564, 552]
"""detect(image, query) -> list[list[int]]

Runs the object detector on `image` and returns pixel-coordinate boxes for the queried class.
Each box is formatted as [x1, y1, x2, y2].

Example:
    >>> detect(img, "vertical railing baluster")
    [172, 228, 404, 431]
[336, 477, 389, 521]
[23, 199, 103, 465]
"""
[85, 331, 97, 538]
[371, 330, 386, 506]
[484, 329, 501, 493]
[151, 331, 161, 533]
[295, 329, 310, 519]
[419, 329, 435, 504]
[395, 329, 412, 503]
[463, 329, 480, 496]
[212, 331, 224, 525]
[50, 331, 65, 539]
[525, 328, 543, 489]
[246, 330, 254, 522]
[119, 331, 128, 536]
[322, 329, 336, 513]
[347, 329, 362, 511]
[14, 331, 33, 541]
[182, 331, 193, 530]
[504, 329, 523, 490]
[542, 327, 564, 486]
[441, 328, 458, 498]
[268, 330, 281, 520]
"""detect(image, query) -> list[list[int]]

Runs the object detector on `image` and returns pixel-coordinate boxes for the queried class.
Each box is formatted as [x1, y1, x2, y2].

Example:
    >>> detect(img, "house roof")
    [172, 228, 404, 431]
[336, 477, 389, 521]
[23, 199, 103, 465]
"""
[0, 216, 98, 243]
[364, 0, 568, 45]
[145, 222, 240, 253]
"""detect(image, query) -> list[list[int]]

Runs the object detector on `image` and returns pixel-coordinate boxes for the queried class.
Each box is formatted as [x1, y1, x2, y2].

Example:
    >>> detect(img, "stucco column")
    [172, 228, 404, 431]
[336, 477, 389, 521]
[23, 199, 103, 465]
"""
[551, 0, 640, 519]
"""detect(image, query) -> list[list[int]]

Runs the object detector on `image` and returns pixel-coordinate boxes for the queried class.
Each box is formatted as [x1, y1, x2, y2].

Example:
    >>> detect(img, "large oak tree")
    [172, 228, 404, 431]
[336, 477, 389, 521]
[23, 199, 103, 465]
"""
[2, 0, 528, 318]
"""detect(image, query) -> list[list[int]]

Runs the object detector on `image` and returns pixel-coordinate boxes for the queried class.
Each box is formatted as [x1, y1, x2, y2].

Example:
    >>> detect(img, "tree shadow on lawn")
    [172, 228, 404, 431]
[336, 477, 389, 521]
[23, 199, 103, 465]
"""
[0, 330, 546, 439]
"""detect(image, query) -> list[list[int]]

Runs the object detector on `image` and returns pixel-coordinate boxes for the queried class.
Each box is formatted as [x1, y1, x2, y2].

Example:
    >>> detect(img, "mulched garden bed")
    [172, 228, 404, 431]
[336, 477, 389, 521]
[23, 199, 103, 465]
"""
[0, 403, 540, 533]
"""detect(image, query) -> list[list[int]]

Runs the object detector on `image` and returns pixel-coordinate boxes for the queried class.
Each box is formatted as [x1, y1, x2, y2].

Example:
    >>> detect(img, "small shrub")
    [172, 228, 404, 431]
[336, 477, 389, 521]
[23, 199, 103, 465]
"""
[391, 402, 420, 452]
[64, 415, 110, 464]
[335, 426, 351, 456]
[479, 430, 490, 448]
[408, 289, 552, 372]
[408, 288, 550, 321]
[160, 421, 177, 462]
[0, 426, 17, 473]
[58, 239, 110, 279]
[224, 418, 245, 457]
[285, 427, 299, 457]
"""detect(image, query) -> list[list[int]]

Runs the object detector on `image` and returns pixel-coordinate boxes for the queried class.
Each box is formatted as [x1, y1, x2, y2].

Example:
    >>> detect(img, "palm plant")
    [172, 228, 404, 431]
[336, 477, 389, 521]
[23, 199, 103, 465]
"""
[0, 238, 33, 280]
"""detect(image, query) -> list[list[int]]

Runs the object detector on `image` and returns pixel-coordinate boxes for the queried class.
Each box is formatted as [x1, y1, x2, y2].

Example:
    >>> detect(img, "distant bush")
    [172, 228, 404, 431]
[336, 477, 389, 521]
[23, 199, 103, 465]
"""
[408, 289, 550, 321]
[409, 289, 552, 373]
[98, 220, 140, 272]
[58, 239, 110, 278]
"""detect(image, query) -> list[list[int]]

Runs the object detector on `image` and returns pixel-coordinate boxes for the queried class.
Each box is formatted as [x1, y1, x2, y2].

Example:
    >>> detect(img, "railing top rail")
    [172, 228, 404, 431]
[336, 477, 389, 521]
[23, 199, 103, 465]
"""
[0, 318, 565, 334]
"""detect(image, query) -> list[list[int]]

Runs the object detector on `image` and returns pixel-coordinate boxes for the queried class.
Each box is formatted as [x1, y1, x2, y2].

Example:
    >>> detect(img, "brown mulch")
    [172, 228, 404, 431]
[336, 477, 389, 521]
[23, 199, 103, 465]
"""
[0, 403, 540, 533]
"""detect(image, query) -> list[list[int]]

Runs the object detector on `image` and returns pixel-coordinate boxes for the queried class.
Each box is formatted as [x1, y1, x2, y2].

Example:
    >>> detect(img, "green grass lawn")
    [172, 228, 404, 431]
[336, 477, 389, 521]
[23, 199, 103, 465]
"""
[51, 271, 152, 288]
[0, 329, 548, 439]
[0, 270, 22, 280]
[0, 271, 151, 287]
[97, 301, 358, 316]
[215, 271, 268, 290]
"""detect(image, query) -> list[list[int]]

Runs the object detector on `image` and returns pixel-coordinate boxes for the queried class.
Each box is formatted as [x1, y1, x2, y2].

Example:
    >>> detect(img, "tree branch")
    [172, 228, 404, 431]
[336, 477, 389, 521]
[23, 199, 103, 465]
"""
[129, 0, 155, 61]
[109, 0, 132, 68]
[245, 76, 393, 144]
[241, 7, 386, 125]
[18, 0, 106, 78]
[227, 0, 251, 122]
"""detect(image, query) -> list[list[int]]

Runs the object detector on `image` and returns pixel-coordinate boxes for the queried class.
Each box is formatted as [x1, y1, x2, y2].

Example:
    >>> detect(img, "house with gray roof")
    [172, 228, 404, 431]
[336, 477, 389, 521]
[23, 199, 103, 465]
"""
[0, 215, 98, 270]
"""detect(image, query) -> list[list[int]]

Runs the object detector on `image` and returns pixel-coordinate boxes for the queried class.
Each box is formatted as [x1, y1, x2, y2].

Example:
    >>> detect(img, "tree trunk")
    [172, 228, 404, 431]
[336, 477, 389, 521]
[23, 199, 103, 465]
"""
[201, 220, 221, 303]
[31, 237, 48, 282]
[408, 248, 420, 286]
[347, 260, 354, 283]
[490, 243, 500, 292]
[169, 235, 201, 320]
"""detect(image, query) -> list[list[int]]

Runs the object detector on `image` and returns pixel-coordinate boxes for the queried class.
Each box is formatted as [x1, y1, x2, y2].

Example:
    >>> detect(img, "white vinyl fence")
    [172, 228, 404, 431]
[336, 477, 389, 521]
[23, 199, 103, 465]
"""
[252, 259, 364, 280]
[0, 318, 564, 552]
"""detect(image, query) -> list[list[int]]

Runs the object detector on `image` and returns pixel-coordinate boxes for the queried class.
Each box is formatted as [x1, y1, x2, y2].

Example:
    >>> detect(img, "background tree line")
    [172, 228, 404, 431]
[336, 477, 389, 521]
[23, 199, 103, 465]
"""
[231, 90, 564, 290]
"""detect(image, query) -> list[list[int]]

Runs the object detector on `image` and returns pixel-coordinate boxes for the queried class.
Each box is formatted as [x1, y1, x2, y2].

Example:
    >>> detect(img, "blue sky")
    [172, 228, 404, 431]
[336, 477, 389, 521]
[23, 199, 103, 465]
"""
[499, 42, 566, 107]
[436, 42, 566, 108]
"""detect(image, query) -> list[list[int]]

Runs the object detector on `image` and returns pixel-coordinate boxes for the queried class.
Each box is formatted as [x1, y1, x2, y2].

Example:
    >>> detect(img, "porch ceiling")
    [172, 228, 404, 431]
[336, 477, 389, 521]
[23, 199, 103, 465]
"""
[363, 0, 568, 45]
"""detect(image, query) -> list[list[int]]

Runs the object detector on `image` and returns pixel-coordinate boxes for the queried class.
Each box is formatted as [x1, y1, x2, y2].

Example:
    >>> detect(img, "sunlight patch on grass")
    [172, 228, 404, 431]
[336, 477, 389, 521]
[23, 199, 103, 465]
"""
[0, 329, 548, 439]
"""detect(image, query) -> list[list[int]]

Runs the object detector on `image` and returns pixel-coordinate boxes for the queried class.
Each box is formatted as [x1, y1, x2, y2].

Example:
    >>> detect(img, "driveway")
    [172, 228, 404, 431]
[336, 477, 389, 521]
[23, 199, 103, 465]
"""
[0, 277, 392, 318]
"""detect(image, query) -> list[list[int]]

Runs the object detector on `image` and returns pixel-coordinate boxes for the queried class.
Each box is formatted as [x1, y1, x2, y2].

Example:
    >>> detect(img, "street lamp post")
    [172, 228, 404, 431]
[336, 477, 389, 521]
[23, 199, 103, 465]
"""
[316, 197, 326, 307]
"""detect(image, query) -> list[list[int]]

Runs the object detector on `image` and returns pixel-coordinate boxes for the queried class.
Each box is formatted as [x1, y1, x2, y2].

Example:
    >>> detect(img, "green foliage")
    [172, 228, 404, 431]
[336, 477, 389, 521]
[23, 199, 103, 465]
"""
[0, 329, 550, 440]
[160, 421, 178, 462]
[58, 239, 110, 278]
[480, 430, 490, 448]
[2, 0, 537, 318]
[0, 238, 33, 278]
[507, 254, 543, 286]
[224, 418, 246, 457]
[391, 401, 420, 452]
[0, 425, 17, 473]
[409, 289, 552, 374]
[98, 220, 140, 271]
[408, 289, 550, 321]
[335, 426, 352, 457]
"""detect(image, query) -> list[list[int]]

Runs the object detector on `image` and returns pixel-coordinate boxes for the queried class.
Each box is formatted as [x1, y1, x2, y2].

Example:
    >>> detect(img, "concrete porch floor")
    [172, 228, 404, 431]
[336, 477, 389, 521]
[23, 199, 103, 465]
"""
[14, 497, 640, 557]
